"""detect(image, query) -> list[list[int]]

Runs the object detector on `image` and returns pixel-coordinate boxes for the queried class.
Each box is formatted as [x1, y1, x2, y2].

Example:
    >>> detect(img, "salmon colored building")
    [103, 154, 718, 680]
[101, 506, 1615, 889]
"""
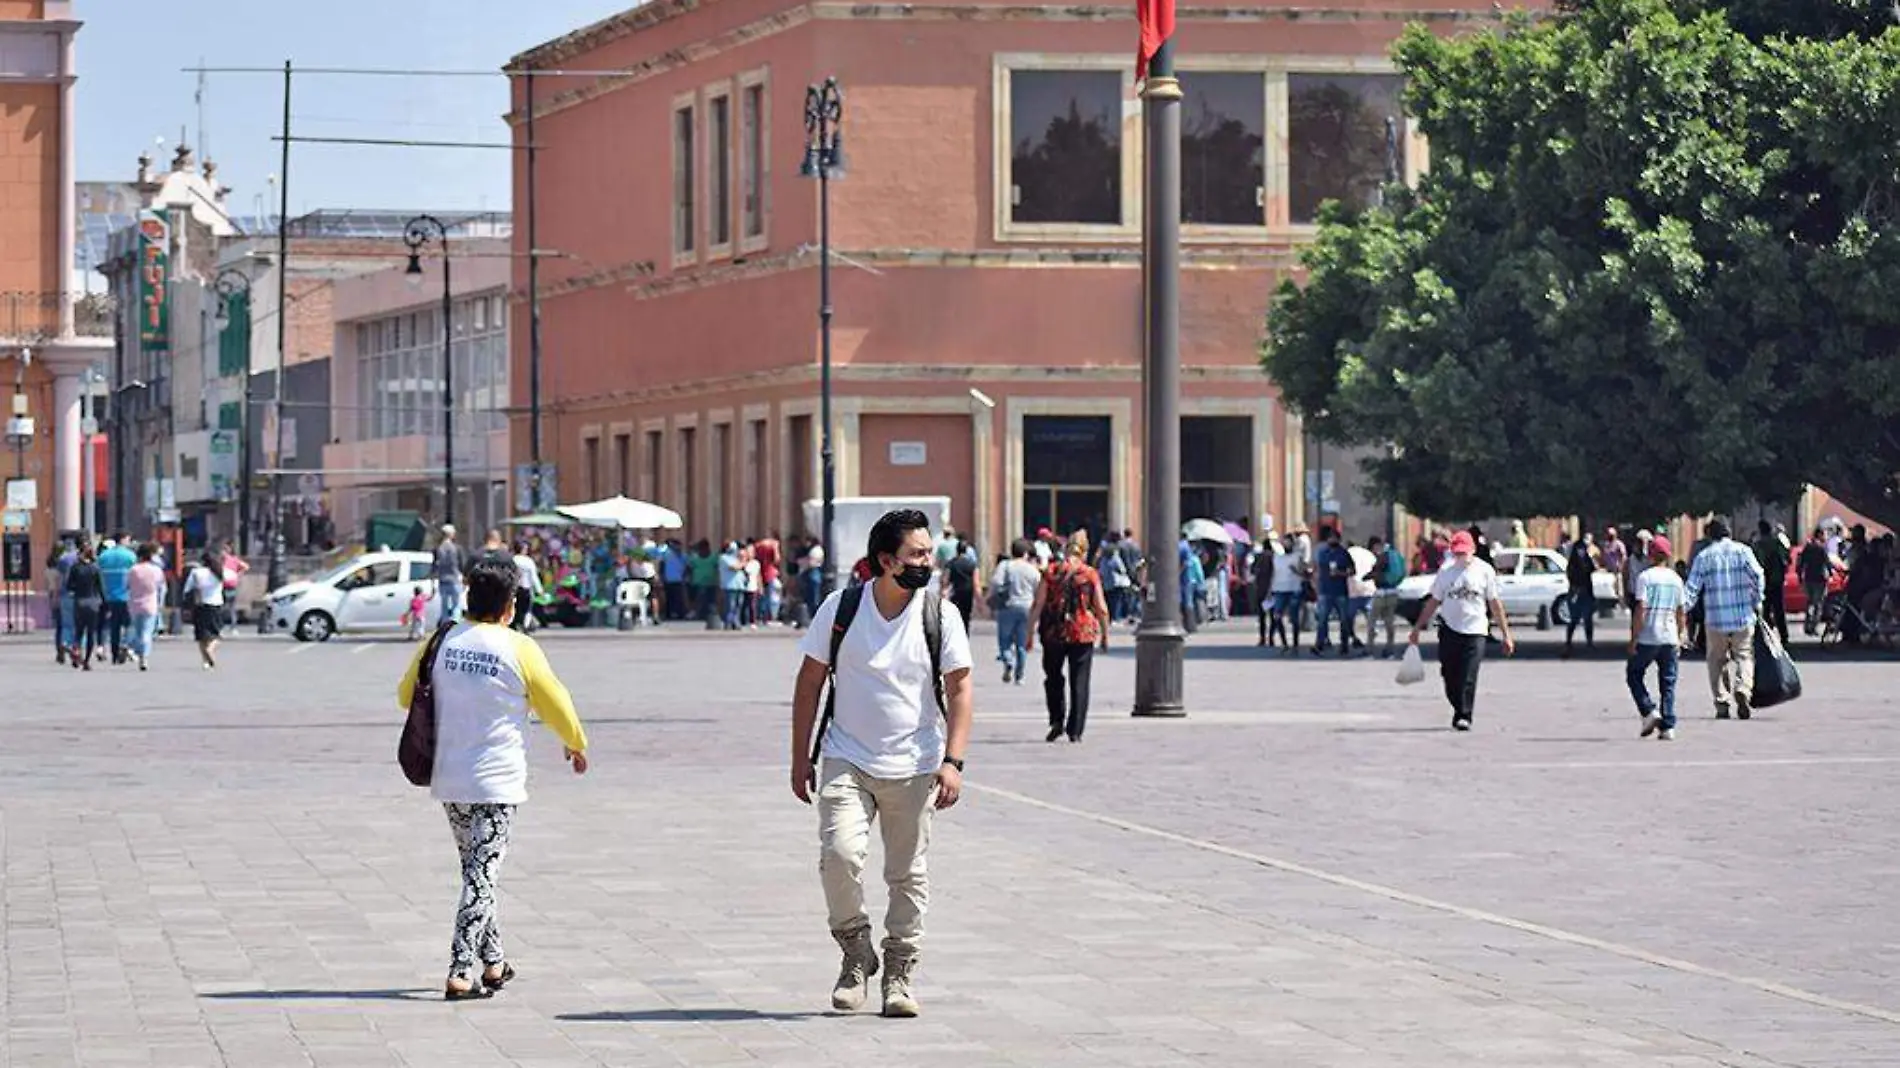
[1, 1, 110, 619]
[508, 0, 1508, 554]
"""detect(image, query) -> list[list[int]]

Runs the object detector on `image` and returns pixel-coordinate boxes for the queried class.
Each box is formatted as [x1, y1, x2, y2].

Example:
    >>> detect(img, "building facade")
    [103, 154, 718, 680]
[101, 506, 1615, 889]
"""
[1, 0, 110, 609]
[324, 237, 514, 544]
[507, 0, 1504, 556]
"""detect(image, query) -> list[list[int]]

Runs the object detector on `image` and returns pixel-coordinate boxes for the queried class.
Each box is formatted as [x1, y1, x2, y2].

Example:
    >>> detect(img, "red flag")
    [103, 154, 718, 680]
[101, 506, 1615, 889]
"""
[1136, 0, 1175, 81]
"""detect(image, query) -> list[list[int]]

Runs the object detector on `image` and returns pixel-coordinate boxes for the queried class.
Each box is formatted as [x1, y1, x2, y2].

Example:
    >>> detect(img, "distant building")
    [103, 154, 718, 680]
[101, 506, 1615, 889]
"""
[505, 0, 1492, 553]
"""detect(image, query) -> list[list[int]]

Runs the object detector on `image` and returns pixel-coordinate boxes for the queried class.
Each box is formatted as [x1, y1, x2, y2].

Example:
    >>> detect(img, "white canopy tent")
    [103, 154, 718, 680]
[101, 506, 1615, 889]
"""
[557, 495, 684, 530]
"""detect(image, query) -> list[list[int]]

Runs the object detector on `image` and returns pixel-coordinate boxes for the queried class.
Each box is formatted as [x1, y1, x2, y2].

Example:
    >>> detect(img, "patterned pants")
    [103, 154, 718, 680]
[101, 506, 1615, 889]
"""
[443, 803, 514, 980]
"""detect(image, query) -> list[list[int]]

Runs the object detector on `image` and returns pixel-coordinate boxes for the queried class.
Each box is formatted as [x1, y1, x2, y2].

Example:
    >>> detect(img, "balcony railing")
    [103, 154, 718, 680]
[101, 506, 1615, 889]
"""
[0, 291, 116, 342]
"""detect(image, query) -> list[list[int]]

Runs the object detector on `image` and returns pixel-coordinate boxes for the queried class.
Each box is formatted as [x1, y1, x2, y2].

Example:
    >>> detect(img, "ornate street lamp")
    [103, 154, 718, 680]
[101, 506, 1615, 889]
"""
[801, 78, 845, 596]
[404, 215, 455, 533]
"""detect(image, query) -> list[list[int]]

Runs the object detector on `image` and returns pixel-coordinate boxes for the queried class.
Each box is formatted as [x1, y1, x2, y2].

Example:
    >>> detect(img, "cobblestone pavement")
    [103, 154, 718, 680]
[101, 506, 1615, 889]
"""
[2, 621, 1897, 1067]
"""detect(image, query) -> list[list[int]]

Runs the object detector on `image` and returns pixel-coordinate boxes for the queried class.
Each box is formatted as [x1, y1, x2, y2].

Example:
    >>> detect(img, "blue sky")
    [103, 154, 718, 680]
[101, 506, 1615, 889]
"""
[76, 0, 634, 215]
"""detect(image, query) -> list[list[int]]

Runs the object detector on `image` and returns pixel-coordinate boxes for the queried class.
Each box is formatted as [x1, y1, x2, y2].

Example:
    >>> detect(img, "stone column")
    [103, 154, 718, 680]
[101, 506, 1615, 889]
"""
[52, 370, 82, 531]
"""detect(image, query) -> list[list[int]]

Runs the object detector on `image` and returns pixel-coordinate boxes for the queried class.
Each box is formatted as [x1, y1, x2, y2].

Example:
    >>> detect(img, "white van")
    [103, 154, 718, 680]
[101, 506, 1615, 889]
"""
[267, 550, 440, 641]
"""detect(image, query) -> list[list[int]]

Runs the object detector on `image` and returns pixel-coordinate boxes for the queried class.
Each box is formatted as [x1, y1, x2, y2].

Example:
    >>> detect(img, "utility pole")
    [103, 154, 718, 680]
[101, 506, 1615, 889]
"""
[526, 68, 544, 513]
[267, 59, 291, 594]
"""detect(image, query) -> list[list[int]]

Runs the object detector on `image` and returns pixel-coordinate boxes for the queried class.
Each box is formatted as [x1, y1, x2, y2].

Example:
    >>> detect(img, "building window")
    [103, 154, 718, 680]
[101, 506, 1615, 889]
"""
[1008, 70, 1122, 225]
[748, 419, 768, 538]
[1182, 72, 1265, 226]
[584, 436, 601, 499]
[740, 82, 766, 243]
[788, 413, 812, 531]
[1180, 416, 1251, 522]
[1021, 415, 1111, 545]
[643, 429, 663, 501]
[673, 101, 697, 257]
[614, 432, 631, 496]
[709, 90, 733, 250]
[1287, 73, 1404, 225]
[679, 426, 698, 533]
[710, 422, 731, 541]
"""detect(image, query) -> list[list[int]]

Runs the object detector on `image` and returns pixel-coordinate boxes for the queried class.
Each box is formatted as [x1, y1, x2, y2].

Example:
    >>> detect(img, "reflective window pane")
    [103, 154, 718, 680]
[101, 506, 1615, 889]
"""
[1181, 73, 1265, 226]
[1009, 71, 1122, 225]
[1288, 73, 1404, 224]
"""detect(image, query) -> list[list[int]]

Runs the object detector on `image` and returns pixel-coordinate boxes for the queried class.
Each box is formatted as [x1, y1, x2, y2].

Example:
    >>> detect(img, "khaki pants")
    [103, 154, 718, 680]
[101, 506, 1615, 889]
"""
[1705, 622, 1756, 714]
[818, 757, 937, 959]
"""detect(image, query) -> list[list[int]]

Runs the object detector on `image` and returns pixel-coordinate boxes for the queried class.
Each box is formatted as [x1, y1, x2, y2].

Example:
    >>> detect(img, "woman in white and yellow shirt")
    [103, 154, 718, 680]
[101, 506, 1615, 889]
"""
[398, 557, 589, 1000]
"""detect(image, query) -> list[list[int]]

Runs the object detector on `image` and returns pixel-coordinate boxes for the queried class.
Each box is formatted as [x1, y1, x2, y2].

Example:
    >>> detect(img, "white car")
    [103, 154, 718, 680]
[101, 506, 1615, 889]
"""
[1397, 548, 1619, 627]
[268, 551, 442, 642]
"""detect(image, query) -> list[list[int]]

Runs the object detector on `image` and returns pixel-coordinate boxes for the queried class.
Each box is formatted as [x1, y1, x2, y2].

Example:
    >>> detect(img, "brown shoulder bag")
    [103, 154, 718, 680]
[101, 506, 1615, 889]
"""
[398, 623, 456, 787]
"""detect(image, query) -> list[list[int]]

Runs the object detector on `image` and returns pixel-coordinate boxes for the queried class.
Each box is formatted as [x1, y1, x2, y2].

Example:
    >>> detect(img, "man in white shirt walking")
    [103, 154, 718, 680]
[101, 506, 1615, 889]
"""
[1628, 535, 1687, 740]
[1408, 531, 1516, 731]
[789, 509, 975, 1018]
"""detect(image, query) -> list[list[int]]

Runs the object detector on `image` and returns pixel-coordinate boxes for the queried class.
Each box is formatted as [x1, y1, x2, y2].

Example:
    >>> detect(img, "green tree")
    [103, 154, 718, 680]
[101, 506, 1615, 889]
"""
[1263, 0, 1900, 529]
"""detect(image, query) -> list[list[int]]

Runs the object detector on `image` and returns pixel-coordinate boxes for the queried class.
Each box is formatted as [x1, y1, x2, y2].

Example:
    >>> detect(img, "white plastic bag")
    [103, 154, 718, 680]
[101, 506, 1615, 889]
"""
[1395, 643, 1426, 686]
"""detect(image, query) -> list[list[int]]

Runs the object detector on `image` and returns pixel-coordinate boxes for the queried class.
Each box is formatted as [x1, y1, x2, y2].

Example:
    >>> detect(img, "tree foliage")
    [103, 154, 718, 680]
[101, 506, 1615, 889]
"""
[1263, 0, 1900, 528]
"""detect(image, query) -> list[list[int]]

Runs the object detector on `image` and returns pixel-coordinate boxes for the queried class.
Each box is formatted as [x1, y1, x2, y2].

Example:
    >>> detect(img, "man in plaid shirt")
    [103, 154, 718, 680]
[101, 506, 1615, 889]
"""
[1685, 519, 1766, 720]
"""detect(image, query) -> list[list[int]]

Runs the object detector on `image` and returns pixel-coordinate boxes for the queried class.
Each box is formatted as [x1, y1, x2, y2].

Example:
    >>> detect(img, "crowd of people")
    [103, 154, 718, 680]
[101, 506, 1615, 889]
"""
[39, 533, 248, 672]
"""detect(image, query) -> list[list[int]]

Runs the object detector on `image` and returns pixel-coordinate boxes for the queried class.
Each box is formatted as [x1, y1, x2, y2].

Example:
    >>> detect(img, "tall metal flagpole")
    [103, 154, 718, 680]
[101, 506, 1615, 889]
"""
[526, 68, 545, 513]
[1133, 34, 1186, 717]
[267, 60, 292, 594]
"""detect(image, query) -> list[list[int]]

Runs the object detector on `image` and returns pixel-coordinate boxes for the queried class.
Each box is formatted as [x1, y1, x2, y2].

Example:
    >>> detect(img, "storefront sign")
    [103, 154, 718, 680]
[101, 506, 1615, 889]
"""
[137, 211, 170, 352]
[208, 430, 239, 502]
[4, 479, 35, 511]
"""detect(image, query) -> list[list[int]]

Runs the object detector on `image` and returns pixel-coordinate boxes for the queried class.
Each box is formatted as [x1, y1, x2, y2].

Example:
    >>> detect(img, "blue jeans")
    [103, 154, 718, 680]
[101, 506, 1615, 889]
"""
[1627, 644, 1679, 728]
[1347, 596, 1373, 646]
[995, 605, 1029, 678]
[1315, 593, 1350, 650]
[128, 612, 159, 660]
[721, 588, 744, 630]
[438, 580, 463, 621]
[1567, 589, 1596, 645]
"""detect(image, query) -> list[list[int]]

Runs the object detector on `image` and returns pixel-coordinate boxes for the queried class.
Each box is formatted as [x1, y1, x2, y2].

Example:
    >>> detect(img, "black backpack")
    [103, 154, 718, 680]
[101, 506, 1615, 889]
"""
[809, 585, 945, 765]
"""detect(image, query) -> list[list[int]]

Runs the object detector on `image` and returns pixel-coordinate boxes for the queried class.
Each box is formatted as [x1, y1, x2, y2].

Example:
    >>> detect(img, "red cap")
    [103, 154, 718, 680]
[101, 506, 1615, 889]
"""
[1649, 535, 1672, 559]
[1448, 531, 1476, 554]
[1036, 527, 1053, 538]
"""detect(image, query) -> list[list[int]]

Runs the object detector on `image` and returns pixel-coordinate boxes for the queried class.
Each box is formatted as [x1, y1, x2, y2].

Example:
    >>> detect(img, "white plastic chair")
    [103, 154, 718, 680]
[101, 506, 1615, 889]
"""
[616, 579, 652, 627]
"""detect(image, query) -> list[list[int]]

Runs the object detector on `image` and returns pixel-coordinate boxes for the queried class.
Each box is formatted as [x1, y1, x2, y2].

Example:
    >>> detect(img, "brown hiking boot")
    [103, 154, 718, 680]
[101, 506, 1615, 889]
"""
[829, 928, 879, 1011]
[880, 952, 919, 1018]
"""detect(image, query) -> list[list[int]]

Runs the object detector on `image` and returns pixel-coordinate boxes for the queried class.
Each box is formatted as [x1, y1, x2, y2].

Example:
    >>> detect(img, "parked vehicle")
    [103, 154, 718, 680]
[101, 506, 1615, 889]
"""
[1783, 565, 1847, 617]
[1397, 549, 1619, 627]
[267, 550, 441, 642]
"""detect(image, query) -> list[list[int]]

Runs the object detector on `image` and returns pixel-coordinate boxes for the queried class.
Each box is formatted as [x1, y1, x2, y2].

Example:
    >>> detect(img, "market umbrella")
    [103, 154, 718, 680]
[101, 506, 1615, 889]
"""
[1348, 545, 1377, 581]
[1182, 518, 1232, 545]
[558, 495, 684, 530]
[1222, 521, 1252, 545]
[503, 512, 572, 527]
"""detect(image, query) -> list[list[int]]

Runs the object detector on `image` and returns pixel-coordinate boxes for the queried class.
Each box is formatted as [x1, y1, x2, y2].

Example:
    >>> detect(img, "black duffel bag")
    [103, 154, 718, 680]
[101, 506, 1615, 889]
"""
[1751, 625, 1803, 710]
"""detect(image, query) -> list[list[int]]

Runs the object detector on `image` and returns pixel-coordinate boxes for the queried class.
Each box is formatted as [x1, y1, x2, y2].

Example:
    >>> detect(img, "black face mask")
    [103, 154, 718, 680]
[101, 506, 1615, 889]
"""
[893, 563, 932, 590]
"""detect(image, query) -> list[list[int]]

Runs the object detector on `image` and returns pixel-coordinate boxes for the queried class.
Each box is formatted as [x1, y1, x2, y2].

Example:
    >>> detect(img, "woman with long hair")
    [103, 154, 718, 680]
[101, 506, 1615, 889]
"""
[64, 545, 104, 671]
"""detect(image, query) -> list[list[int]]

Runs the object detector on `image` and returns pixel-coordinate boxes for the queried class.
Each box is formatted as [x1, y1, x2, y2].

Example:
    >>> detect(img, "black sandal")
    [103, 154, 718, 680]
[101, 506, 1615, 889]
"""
[482, 963, 516, 991]
[444, 980, 495, 1002]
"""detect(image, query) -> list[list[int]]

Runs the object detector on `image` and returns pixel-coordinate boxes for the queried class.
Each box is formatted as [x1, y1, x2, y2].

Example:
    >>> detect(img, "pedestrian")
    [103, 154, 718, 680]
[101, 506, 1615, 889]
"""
[744, 542, 764, 627]
[1345, 541, 1377, 654]
[1117, 529, 1143, 625]
[1407, 531, 1516, 731]
[1368, 535, 1406, 658]
[1600, 526, 1628, 603]
[1797, 527, 1833, 635]
[433, 525, 466, 622]
[1628, 535, 1686, 741]
[719, 541, 748, 630]
[397, 557, 590, 1001]
[219, 540, 250, 632]
[1684, 519, 1765, 720]
[1028, 531, 1110, 744]
[64, 545, 104, 672]
[789, 509, 974, 1019]
[1265, 532, 1305, 654]
[97, 534, 136, 665]
[1098, 532, 1131, 622]
[943, 539, 977, 627]
[991, 539, 1039, 684]
[757, 532, 783, 624]
[1563, 531, 1599, 657]
[126, 544, 165, 671]
[184, 551, 226, 670]
[1752, 519, 1791, 644]
[46, 541, 73, 664]
[1508, 519, 1532, 550]
[1311, 527, 1352, 657]
[511, 542, 543, 632]
[404, 585, 433, 640]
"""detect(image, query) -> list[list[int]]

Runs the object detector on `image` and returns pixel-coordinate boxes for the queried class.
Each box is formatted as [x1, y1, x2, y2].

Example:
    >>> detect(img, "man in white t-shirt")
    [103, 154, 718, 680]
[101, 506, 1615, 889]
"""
[790, 509, 974, 1019]
[1628, 535, 1687, 741]
[1408, 530, 1515, 731]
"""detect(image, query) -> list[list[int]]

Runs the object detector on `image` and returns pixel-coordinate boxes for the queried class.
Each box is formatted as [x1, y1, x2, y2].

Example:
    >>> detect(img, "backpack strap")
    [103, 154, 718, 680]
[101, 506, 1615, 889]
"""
[922, 593, 946, 718]
[810, 585, 864, 766]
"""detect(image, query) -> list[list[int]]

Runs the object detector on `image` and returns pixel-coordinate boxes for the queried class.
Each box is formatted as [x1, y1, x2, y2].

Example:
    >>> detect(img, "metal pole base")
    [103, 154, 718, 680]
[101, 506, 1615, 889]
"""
[1132, 620, 1187, 717]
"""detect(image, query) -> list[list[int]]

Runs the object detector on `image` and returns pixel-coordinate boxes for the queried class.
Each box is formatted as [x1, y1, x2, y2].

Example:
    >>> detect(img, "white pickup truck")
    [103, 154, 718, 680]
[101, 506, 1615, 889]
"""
[1396, 548, 1619, 628]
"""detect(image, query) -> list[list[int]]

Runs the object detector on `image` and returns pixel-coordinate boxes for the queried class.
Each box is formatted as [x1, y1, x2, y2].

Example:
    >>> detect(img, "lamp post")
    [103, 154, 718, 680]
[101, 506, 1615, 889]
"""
[213, 267, 254, 554]
[1133, 41, 1186, 717]
[1380, 116, 1401, 544]
[801, 78, 845, 595]
[404, 215, 455, 533]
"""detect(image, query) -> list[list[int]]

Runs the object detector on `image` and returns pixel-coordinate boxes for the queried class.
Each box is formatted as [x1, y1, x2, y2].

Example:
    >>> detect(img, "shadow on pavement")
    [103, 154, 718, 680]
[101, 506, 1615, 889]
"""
[558, 1008, 830, 1023]
[200, 988, 435, 1002]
